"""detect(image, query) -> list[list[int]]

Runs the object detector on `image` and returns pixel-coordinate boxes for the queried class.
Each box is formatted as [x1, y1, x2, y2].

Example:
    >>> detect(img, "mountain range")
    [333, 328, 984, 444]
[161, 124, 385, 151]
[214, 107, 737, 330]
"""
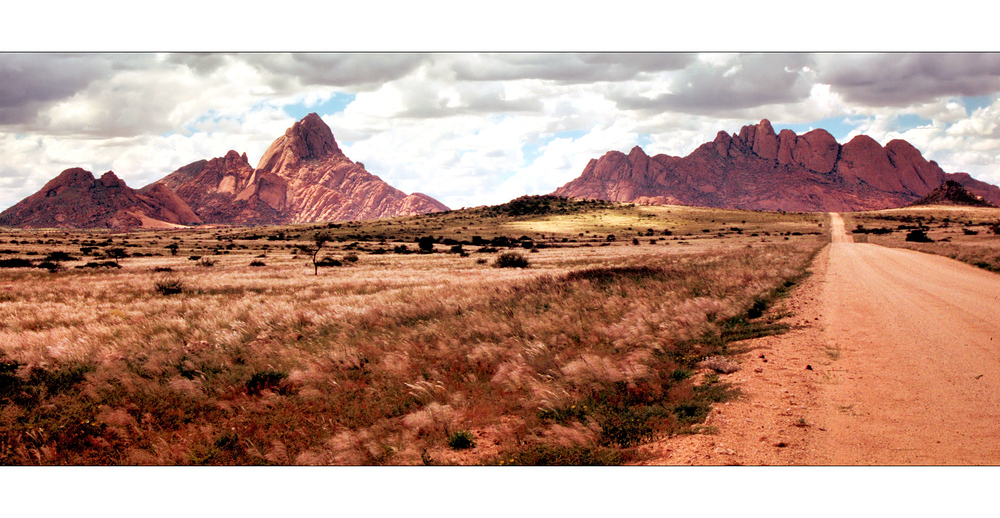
[553, 119, 1000, 211]
[2, 116, 998, 229]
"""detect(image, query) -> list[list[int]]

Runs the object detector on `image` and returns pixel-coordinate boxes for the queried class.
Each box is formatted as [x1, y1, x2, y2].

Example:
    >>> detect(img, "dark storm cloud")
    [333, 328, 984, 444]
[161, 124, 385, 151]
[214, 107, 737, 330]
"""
[239, 53, 432, 90]
[449, 53, 696, 83]
[612, 54, 814, 115]
[814, 53, 1000, 106]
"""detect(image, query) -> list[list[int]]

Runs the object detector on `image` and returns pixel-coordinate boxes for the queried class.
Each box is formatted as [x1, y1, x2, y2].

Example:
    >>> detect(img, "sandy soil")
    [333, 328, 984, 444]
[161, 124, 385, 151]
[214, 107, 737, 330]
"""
[639, 212, 1000, 465]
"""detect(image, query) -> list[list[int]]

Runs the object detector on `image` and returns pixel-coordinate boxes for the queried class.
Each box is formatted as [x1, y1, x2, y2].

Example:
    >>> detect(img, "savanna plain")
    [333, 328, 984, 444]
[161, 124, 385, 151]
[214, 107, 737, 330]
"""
[11, 196, 996, 465]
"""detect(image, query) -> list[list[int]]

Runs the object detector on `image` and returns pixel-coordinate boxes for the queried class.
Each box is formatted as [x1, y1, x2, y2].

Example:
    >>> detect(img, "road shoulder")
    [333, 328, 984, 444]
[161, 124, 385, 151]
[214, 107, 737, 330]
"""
[636, 243, 833, 465]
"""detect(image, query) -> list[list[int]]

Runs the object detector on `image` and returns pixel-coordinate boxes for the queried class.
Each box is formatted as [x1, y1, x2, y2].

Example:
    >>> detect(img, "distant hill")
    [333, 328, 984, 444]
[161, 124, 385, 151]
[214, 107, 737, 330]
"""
[909, 180, 997, 208]
[553, 119, 1000, 212]
[0, 168, 202, 229]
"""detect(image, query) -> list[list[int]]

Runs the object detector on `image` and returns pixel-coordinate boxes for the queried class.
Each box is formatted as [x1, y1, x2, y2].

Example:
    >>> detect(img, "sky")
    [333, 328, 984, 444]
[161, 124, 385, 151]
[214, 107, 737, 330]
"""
[2, 6, 1000, 213]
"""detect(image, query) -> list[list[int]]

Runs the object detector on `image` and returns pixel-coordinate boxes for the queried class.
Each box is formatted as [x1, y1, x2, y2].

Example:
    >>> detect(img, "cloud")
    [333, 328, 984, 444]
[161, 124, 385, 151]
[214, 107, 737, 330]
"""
[448, 53, 695, 83]
[240, 53, 431, 91]
[0, 54, 156, 126]
[815, 53, 1000, 107]
[611, 54, 814, 115]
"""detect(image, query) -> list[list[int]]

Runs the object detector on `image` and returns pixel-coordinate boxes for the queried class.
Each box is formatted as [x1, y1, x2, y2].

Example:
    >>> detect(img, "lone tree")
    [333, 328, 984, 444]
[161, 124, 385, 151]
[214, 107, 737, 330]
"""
[299, 231, 332, 275]
[105, 247, 128, 266]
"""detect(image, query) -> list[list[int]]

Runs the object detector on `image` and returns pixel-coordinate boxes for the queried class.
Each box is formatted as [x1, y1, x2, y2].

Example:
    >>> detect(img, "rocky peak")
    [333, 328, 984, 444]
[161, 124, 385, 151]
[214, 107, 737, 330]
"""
[99, 171, 126, 188]
[51, 167, 95, 186]
[751, 119, 779, 160]
[257, 113, 342, 174]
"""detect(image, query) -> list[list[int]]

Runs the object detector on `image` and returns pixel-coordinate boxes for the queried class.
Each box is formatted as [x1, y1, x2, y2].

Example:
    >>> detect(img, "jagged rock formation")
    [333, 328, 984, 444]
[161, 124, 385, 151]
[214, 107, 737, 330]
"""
[156, 113, 449, 225]
[909, 180, 997, 207]
[0, 168, 202, 229]
[149, 150, 286, 226]
[554, 119, 1000, 211]
[942, 172, 1000, 208]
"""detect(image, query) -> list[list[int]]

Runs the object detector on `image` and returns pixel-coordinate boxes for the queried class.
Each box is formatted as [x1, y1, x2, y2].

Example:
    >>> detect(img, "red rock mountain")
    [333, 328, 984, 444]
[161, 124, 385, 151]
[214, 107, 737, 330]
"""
[554, 119, 1000, 211]
[148, 150, 287, 226]
[154, 113, 449, 225]
[0, 168, 202, 229]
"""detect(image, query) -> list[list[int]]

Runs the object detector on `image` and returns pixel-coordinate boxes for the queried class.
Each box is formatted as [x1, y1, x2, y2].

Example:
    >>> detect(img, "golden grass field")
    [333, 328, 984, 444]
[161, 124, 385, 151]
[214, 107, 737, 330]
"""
[0, 197, 829, 465]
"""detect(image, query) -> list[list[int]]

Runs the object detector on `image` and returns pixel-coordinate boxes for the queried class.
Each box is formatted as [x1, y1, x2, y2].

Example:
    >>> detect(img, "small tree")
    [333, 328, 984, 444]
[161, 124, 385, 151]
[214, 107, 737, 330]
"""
[299, 232, 332, 275]
[166, 243, 179, 256]
[105, 247, 128, 266]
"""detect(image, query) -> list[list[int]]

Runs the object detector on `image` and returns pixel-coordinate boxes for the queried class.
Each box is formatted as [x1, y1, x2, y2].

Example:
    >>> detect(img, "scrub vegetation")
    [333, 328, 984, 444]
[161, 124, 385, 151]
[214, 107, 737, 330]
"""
[0, 198, 827, 465]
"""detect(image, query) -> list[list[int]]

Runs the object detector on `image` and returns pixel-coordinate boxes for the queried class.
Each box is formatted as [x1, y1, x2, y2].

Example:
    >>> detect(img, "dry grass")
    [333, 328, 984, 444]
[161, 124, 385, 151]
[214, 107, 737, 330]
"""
[844, 206, 1000, 272]
[0, 199, 827, 465]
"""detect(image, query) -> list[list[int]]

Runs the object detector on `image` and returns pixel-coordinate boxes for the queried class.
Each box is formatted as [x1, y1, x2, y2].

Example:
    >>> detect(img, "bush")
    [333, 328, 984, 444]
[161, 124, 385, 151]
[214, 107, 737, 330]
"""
[77, 261, 120, 269]
[343, 253, 359, 263]
[447, 430, 476, 450]
[45, 251, 77, 262]
[316, 256, 342, 267]
[154, 277, 184, 295]
[197, 257, 216, 267]
[493, 252, 529, 268]
[905, 229, 934, 243]
[249, 260, 266, 267]
[37, 261, 60, 272]
[0, 258, 33, 268]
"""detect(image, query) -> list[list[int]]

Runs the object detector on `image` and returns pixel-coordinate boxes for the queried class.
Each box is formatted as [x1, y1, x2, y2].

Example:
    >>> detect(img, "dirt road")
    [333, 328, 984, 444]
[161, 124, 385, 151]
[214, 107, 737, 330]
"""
[803, 213, 1000, 464]
[641, 212, 1000, 465]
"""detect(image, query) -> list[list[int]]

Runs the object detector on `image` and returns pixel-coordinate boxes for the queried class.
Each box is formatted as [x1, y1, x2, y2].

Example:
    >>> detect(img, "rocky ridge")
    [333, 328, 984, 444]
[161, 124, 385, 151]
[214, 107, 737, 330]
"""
[554, 119, 1000, 211]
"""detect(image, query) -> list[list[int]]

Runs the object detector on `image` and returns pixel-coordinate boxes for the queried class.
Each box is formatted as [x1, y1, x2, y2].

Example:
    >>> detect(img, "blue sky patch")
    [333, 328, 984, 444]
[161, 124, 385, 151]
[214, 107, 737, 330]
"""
[893, 114, 933, 131]
[961, 95, 995, 113]
[521, 129, 589, 164]
[284, 92, 356, 120]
